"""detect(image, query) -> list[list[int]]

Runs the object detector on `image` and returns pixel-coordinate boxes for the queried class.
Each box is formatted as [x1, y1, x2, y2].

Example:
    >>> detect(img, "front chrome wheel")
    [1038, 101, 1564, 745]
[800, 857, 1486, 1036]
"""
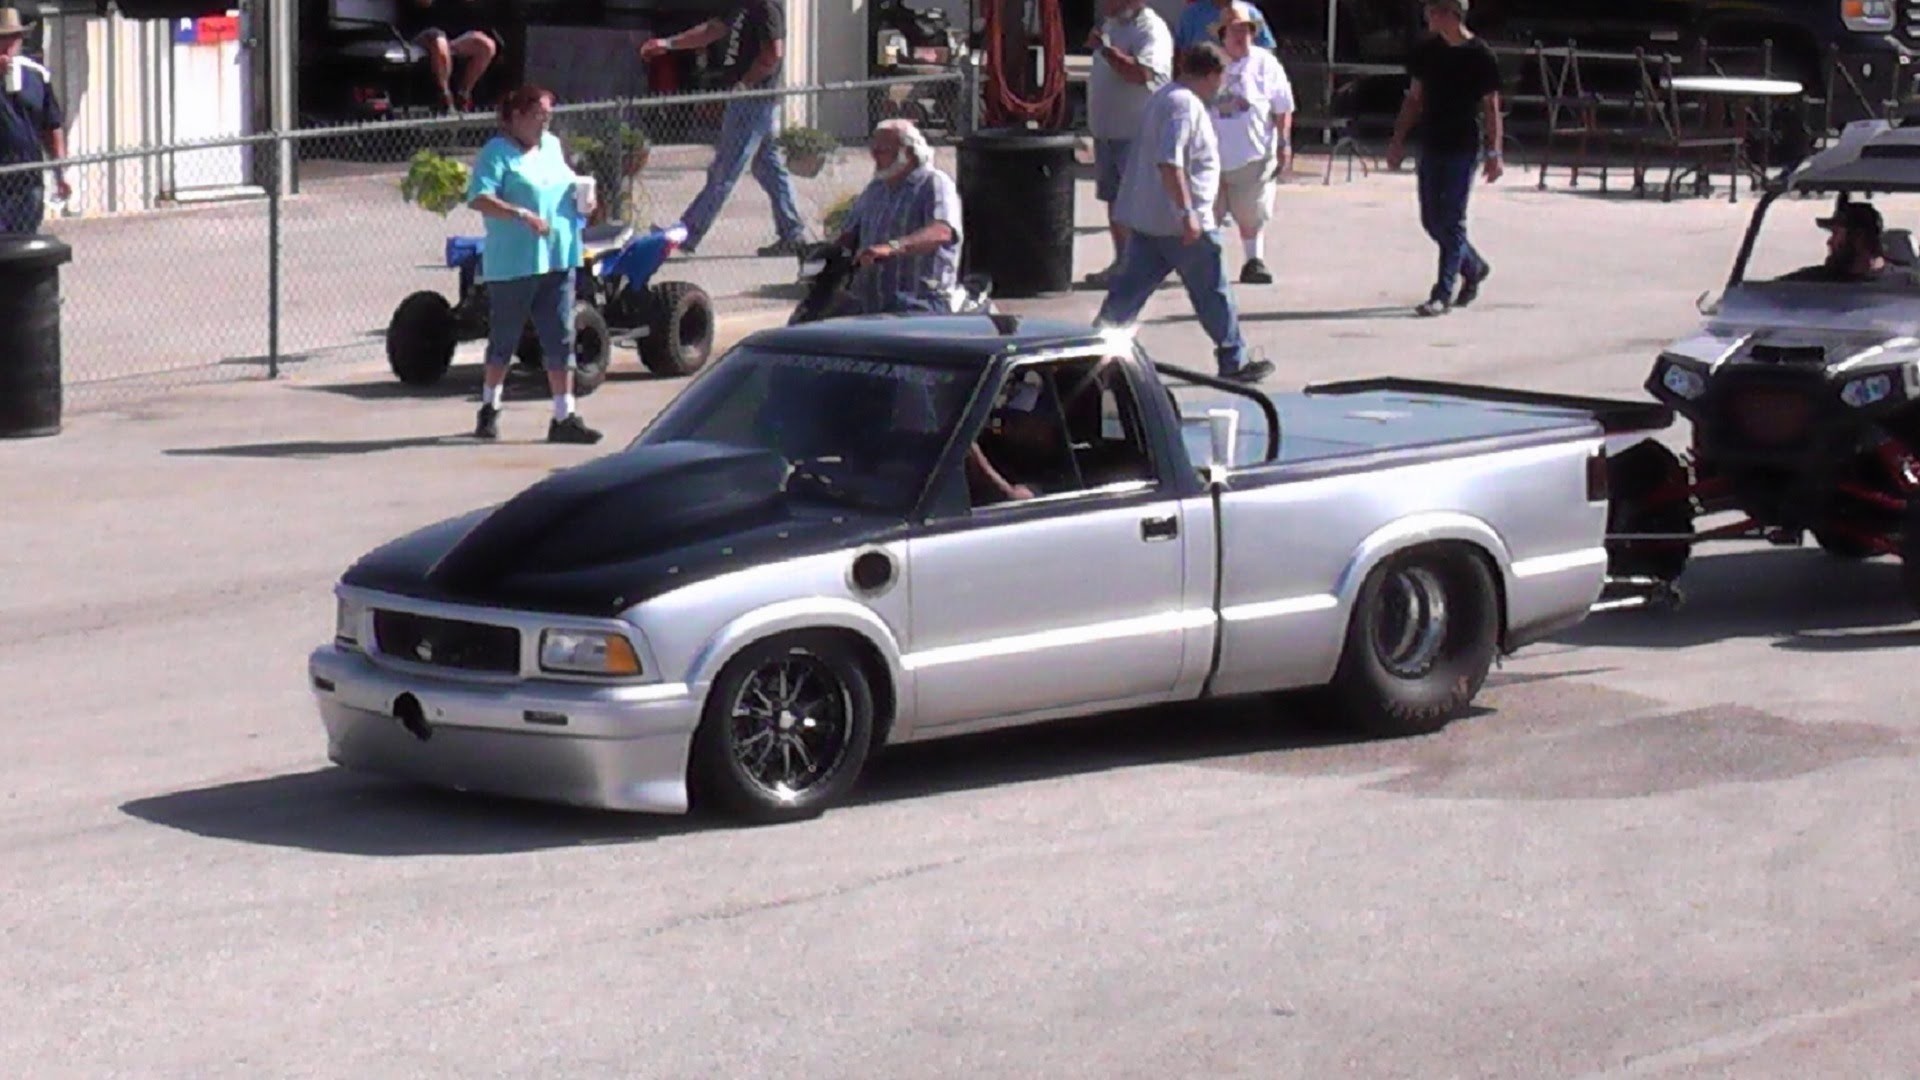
[692, 633, 877, 824]
[728, 653, 853, 801]
[1371, 565, 1449, 679]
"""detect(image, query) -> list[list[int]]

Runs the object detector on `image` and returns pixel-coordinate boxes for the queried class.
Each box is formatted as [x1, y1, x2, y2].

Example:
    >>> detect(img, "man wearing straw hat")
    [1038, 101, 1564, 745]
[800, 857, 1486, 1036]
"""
[0, 5, 69, 234]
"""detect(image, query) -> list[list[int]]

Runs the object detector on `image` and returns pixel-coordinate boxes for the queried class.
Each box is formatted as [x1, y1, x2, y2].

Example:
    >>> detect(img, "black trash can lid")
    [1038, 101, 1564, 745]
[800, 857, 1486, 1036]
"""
[0, 234, 74, 272]
[963, 126, 1081, 150]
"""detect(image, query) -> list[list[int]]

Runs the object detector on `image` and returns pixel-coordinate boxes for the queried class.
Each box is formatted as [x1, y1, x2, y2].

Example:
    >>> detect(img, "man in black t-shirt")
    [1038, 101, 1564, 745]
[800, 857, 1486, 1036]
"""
[639, 0, 807, 256]
[1386, 0, 1504, 317]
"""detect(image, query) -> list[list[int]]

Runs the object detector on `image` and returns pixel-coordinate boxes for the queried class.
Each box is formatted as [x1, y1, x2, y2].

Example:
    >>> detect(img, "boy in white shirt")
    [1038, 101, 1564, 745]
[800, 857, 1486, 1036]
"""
[1209, 2, 1293, 283]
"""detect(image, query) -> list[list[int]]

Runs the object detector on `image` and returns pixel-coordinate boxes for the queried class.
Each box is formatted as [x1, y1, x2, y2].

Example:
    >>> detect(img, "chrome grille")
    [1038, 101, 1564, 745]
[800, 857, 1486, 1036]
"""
[371, 609, 522, 674]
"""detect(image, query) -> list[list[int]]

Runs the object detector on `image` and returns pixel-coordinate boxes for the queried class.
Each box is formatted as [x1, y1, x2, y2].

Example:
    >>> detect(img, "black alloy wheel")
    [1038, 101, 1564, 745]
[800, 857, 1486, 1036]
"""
[690, 633, 876, 823]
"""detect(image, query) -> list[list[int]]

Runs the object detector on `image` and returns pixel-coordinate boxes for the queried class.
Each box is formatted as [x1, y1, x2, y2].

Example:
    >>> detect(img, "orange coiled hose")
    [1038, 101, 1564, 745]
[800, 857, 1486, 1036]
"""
[981, 0, 1069, 128]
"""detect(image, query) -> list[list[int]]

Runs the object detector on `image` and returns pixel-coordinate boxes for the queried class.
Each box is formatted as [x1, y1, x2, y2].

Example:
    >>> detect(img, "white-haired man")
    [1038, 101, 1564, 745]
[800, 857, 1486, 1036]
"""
[826, 118, 965, 315]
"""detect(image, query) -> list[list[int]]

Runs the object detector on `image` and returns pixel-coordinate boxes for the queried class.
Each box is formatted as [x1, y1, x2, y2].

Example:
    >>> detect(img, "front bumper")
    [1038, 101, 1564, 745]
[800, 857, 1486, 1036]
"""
[308, 644, 703, 814]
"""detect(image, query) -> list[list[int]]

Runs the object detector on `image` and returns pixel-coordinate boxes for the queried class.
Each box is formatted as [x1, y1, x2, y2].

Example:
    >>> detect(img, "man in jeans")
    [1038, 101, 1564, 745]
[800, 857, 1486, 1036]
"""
[1385, 0, 1504, 317]
[1095, 43, 1273, 384]
[1084, 0, 1170, 286]
[640, 0, 807, 256]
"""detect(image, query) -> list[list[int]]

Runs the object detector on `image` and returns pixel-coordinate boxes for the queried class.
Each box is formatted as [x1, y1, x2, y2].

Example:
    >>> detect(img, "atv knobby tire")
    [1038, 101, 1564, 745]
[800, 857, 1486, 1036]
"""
[512, 301, 612, 395]
[1605, 438, 1695, 583]
[639, 281, 714, 377]
[386, 291, 457, 386]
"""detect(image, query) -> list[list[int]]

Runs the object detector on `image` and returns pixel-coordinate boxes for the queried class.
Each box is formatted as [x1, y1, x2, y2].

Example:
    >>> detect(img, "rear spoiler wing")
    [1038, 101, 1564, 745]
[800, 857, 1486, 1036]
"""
[1304, 377, 1675, 437]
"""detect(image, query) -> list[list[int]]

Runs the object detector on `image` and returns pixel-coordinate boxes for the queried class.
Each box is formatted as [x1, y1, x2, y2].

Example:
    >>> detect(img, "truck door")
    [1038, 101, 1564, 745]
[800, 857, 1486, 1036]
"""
[903, 355, 1198, 729]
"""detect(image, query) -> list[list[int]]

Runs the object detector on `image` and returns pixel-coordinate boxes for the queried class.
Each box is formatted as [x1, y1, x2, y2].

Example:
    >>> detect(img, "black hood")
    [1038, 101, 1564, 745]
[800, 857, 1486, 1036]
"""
[342, 441, 905, 615]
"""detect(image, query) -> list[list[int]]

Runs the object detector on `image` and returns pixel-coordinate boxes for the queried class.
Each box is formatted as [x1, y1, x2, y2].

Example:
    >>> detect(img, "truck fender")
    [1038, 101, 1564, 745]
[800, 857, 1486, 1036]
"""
[683, 597, 909, 715]
[1332, 511, 1513, 617]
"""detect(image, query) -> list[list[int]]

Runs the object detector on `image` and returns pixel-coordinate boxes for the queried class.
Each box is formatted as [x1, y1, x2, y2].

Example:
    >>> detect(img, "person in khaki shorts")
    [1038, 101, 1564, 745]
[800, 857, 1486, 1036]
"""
[1084, 0, 1171, 286]
[1208, 1, 1292, 284]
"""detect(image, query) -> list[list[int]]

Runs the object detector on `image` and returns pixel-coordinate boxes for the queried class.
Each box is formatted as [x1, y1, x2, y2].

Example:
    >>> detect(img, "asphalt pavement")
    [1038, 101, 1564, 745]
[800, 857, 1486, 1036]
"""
[6, 159, 1920, 1078]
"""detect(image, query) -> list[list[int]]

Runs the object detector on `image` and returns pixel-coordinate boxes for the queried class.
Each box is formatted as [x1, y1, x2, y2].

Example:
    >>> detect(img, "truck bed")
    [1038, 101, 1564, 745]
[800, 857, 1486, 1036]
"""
[1172, 377, 1673, 474]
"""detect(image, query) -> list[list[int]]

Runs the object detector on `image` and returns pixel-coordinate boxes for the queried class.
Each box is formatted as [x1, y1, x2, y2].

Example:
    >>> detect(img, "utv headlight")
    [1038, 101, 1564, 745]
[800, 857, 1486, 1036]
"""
[1661, 362, 1707, 401]
[1841, 372, 1895, 407]
[539, 629, 642, 676]
[335, 596, 366, 647]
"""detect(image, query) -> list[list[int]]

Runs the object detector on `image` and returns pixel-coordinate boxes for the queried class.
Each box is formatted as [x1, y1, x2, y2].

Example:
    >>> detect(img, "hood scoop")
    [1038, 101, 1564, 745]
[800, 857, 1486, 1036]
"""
[427, 440, 792, 593]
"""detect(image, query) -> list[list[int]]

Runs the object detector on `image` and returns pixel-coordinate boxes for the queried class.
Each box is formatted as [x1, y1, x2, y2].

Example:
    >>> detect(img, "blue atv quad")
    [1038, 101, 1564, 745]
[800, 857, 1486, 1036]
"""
[384, 223, 715, 393]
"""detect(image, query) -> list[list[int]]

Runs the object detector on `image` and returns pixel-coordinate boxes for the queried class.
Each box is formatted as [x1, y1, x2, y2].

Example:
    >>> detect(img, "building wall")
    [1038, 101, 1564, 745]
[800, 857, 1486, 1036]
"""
[34, 8, 255, 218]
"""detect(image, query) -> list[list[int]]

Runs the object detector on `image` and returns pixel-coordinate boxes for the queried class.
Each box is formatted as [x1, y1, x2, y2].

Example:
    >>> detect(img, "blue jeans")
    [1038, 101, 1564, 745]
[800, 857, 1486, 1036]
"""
[484, 269, 574, 371]
[1094, 228, 1249, 375]
[1417, 150, 1489, 303]
[679, 97, 806, 250]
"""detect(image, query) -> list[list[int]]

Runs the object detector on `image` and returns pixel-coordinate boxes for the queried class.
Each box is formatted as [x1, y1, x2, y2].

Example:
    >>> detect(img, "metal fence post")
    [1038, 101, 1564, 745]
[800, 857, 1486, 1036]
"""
[964, 56, 983, 135]
[267, 133, 281, 380]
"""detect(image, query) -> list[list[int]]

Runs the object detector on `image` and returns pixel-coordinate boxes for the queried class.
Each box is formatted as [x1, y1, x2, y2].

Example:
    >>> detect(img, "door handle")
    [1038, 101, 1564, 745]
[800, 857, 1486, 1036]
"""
[1140, 515, 1179, 542]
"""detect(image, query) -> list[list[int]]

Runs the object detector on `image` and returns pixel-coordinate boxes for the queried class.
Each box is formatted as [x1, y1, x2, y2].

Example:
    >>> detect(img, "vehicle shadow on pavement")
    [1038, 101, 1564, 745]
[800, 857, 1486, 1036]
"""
[297, 365, 574, 401]
[118, 768, 706, 856]
[1559, 546, 1920, 650]
[1151, 305, 1415, 325]
[164, 435, 478, 458]
[848, 695, 1469, 808]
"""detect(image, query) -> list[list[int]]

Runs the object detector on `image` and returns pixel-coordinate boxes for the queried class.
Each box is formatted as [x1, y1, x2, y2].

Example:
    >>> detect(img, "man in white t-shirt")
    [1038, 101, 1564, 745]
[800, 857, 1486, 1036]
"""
[1209, 2, 1292, 284]
[1096, 42, 1272, 384]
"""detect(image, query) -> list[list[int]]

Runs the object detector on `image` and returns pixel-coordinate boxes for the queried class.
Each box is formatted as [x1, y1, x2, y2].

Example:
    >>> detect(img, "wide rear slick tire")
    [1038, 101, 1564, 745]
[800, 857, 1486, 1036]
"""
[1324, 544, 1500, 740]
[689, 632, 877, 824]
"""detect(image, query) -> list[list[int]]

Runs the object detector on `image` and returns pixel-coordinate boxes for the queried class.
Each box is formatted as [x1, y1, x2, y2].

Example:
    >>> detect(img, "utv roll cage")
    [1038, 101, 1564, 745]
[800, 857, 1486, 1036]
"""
[1729, 121, 1920, 288]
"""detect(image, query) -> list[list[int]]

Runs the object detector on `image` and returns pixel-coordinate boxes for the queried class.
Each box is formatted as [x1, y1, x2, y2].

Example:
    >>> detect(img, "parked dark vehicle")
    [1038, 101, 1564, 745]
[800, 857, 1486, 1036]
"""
[1604, 121, 1920, 609]
[1267, 0, 1920, 134]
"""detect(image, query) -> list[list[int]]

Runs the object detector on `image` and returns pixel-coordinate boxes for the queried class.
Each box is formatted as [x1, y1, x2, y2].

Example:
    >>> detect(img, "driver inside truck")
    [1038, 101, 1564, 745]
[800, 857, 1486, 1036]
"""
[966, 374, 1066, 505]
[1776, 202, 1898, 284]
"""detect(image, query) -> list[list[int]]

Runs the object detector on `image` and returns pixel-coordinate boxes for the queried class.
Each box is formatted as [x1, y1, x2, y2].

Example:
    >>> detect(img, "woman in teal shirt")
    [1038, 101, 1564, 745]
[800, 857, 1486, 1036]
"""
[464, 84, 601, 444]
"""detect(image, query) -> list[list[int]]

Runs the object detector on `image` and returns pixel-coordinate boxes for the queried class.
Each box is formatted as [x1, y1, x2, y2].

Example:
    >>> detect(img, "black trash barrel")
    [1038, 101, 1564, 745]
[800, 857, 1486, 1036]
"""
[957, 127, 1078, 299]
[0, 234, 73, 439]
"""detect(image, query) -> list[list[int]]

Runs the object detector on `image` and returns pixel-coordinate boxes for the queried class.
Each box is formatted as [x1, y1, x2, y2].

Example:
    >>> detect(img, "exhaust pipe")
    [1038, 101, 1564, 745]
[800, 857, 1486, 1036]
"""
[392, 692, 433, 742]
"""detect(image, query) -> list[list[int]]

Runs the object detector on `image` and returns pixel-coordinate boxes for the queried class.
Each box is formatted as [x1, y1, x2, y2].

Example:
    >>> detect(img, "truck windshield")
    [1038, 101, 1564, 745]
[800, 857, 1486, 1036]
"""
[631, 347, 982, 515]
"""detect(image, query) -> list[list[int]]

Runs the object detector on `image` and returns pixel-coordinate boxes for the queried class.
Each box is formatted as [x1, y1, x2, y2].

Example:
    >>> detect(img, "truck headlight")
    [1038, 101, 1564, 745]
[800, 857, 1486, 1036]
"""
[1841, 372, 1895, 407]
[1844, 0, 1895, 32]
[539, 629, 642, 676]
[335, 596, 366, 647]
[1662, 362, 1707, 400]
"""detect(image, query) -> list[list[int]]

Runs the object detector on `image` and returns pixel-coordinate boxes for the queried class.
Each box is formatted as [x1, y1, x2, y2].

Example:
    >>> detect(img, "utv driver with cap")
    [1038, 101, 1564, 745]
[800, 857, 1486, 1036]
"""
[1776, 201, 1897, 284]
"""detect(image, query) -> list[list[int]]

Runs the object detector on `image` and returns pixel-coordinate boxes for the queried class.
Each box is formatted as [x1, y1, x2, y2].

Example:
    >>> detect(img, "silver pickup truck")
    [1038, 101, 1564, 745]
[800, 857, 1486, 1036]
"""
[311, 315, 1672, 823]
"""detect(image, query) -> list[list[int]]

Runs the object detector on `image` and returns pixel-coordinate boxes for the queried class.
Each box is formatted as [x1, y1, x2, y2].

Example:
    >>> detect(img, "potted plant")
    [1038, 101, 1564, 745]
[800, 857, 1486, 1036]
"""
[562, 127, 647, 225]
[399, 149, 471, 216]
[821, 190, 859, 237]
[617, 124, 652, 177]
[777, 125, 837, 179]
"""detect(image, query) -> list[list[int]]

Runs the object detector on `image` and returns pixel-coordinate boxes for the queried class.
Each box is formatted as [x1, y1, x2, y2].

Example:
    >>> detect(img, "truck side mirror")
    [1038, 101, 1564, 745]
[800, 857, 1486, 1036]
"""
[1205, 407, 1239, 481]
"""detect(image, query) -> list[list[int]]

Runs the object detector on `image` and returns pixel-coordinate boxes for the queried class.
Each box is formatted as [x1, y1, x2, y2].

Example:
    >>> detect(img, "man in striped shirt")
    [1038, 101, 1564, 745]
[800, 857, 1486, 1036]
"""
[827, 118, 965, 316]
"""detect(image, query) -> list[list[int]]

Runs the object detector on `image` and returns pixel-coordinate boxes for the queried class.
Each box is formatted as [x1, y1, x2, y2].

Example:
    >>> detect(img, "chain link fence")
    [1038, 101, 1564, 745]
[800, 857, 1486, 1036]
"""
[2, 72, 968, 412]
